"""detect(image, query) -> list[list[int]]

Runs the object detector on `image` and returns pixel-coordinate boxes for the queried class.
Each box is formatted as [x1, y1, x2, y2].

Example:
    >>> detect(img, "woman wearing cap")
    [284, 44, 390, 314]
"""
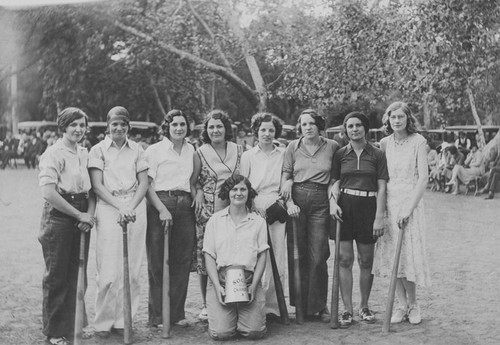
[191, 109, 243, 320]
[280, 109, 338, 322]
[330, 112, 388, 327]
[88, 106, 149, 337]
[240, 112, 287, 319]
[373, 101, 431, 325]
[38, 107, 96, 345]
[145, 110, 196, 327]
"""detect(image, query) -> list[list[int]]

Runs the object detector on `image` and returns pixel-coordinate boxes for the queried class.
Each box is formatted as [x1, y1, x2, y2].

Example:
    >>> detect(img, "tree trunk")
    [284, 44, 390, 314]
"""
[149, 76, 167, 121]
[466, 84, 486, 148]
[422, 91, 432, 129]
[219, 1, 267, 112]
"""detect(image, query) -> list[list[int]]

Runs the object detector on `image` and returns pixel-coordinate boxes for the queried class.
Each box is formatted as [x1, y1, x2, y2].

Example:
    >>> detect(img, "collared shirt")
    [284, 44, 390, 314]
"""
[88, 135, 148, 195]
[146, 137, 194, 192]
[240, 144, 284, 195]
[38, 139, 91, 194]
[203, 207, 269, 272]
[332, 142, 389, 192]
[282, 136, 339, 185]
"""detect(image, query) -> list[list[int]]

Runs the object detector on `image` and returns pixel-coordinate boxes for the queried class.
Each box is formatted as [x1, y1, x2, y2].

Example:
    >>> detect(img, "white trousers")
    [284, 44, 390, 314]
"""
[93, 196, 147, 331]
[254, 193, 287, 316]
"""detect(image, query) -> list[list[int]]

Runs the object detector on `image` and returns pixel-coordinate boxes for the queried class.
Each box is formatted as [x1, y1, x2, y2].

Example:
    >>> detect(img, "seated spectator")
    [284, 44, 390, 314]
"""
[1, 131, 19, 169]
[24, 132, 45, 169]
[445, 145, 484, 195]
[442, 145, 465, 192]
[427, 142, 439, 172]
[203, 174, 268, 340]
[455, 131, 471, 154]
[479, 147, 500, 200]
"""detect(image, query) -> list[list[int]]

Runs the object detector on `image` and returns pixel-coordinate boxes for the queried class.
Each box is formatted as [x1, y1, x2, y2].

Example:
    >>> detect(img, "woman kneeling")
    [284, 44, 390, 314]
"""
[203, 174, 268, 340]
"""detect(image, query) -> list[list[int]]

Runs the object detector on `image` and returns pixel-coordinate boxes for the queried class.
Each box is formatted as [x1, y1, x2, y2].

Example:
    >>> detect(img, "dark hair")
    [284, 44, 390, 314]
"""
[447, 145, 458, 155]
[296, 109, 326, 135]
[161, 109, 191, 138]
[343, 111, 370, 136]
[218, 174, 257, 209]
[383, 101, 418, 135]
[57, 107, 88, 133]
[251, 112, 283, 139]
[201, 109, 233, 144]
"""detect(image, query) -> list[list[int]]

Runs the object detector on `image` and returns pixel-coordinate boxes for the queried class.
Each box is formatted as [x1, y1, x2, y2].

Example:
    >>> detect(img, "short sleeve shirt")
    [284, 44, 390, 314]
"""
[203, 207, 269, 272]
[38, 139, 91, 194]
[332, 142, 389, 192]
[282, 136, 339, 185]
[88, 136, 148, 195]
[146, 137, 194, 192]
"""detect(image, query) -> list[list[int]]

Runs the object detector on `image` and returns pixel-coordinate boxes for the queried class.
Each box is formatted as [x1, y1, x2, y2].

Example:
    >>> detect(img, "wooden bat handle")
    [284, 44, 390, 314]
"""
[382, 224, 405, 333]
[291, 218, 304, 324]
[330, 220, 341, 329]
[122, 222, 133, 344]
[73, 231, 86, 345]
[266, 224, 290, 325]
[162, 222, 171, 338]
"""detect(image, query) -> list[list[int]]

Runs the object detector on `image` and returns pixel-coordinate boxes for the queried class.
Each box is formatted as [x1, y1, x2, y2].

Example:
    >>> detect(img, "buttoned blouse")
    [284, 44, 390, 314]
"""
[146, 137, 194, 193]
[240, 145, 284, 195]
[332, 142, 389, 192]
[88, 135, 148, 195]
[38, 139, 91, 194]
[282, 136, 339, 185]
[203, 207, 269, 272]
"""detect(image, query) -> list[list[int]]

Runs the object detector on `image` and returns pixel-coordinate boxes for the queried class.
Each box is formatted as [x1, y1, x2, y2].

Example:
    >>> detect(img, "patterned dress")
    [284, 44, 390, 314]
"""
[373, 133, 431, 287]
[195, 142, 242, 274]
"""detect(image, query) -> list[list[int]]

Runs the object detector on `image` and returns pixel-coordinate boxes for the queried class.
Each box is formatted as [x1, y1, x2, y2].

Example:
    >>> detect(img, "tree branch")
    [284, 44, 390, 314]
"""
[185, 0, 233, 72]
[113, 20, 259, 109]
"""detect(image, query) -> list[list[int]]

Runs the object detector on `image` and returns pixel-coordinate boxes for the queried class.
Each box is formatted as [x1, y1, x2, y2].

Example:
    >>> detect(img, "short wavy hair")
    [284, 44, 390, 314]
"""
[201, 109, 233, 144]
[383, 101, 418, 135]
[296, 109, 326, 135]
[218, 174, 257, 209]
[343, 111, 370, 135]
[250, 112, 283, 139]
[57, 107, 88, 133]
[160, 109, 191, 138]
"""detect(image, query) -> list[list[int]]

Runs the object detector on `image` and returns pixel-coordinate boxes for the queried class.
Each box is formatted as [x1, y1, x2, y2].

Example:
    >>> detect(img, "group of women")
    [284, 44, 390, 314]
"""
[38, 101, 430, 345]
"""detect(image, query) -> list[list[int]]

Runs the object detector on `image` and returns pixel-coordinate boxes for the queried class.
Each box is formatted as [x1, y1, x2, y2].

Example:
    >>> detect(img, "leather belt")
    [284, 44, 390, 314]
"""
[341, 188, 377, 197]
[157, 190, 190, 197]
[60, 192, 89, 202]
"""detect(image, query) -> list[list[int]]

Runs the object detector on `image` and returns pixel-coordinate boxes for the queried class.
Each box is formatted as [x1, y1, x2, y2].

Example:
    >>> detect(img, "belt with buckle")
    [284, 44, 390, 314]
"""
[341, 188, 377, 197]
[158, 190, 190, 197]
[60, 192, 89, 202]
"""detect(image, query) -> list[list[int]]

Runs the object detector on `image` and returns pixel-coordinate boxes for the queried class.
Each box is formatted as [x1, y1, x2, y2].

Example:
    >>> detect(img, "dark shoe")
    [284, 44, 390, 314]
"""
[46, 337, 69, 345]
[266, 313, 281, 323]
[339, 311, 353, 328]
[485, 192, 495, 200]
[112, 328, 124, 336]
[94, 331, 111, 338]
[359, 307, 375, 322]
[319, 307, 331, 323]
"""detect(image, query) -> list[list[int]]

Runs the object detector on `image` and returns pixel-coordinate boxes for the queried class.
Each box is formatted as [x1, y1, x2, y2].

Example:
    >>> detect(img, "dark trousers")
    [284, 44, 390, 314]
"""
[38, 200, 90, 338]
[486, 167, 500, 193]
[146, 191, 196, 325]
[287, 183, 330, 315]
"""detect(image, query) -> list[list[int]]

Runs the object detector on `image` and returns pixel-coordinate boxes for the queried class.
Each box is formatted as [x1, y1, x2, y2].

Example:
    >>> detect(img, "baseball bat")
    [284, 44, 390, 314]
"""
[73, 231, 86, 345]
[291, 218, 304, 324]
[162, 222, 171, 338]
[382, 224, 405, 333]
[330, 220, 341, 329]
[266, 224, 290, 325]
[121, 221, 133, 344]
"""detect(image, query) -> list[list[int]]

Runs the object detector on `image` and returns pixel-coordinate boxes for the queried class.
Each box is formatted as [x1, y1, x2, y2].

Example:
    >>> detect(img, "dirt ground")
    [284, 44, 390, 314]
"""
[1, 168, 499, 345]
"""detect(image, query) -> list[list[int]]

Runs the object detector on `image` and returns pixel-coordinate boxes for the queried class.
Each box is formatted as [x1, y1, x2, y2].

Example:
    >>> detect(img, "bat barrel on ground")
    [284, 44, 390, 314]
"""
[73, 231, 86, 345]
[162, 222, 171, 338]
[330, 220, 341, 329]
[291, 218, 304, 324]
[121, 222, 133, 344]
[266, 224, 290, 325]
[382, 224, 406, 333]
